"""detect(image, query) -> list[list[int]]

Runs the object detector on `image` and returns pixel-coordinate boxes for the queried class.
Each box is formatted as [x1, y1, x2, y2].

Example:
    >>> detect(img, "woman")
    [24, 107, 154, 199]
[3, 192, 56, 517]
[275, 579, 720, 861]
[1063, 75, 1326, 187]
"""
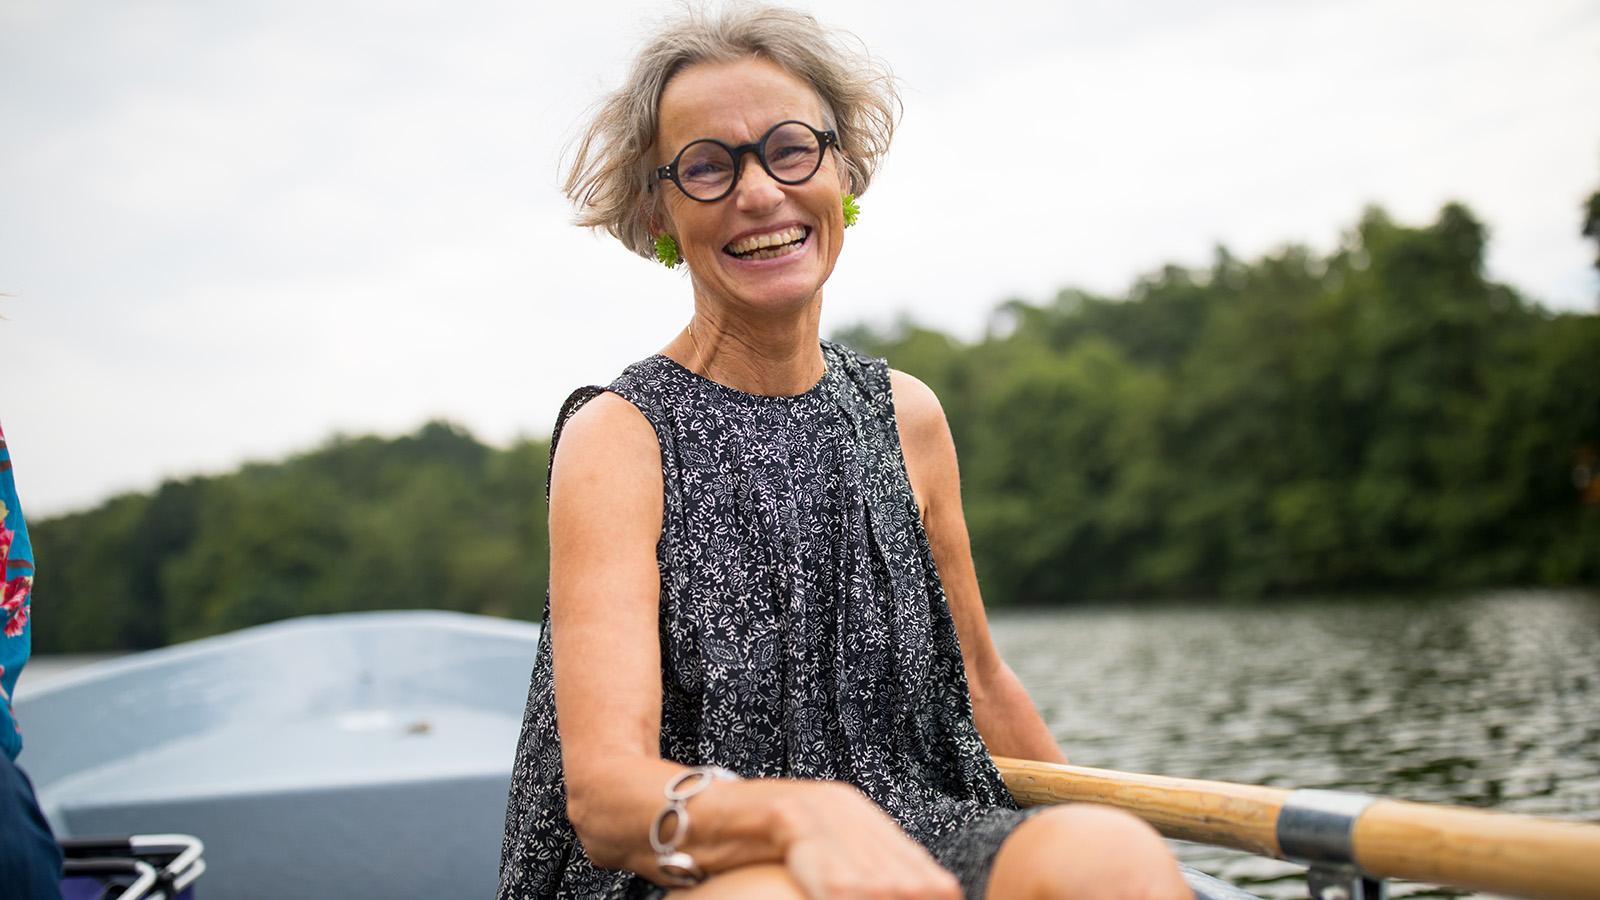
[498, 7, 1188, 899]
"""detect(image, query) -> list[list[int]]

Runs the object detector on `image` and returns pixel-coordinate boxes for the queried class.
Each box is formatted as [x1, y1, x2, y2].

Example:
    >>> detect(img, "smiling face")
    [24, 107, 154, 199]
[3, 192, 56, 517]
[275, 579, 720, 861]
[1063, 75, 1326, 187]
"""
[652, 56, 849, 322]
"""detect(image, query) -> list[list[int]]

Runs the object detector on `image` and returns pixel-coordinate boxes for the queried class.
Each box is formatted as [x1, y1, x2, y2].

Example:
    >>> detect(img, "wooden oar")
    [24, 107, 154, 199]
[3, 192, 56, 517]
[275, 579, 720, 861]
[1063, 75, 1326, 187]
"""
[993, 756, 1600, 900]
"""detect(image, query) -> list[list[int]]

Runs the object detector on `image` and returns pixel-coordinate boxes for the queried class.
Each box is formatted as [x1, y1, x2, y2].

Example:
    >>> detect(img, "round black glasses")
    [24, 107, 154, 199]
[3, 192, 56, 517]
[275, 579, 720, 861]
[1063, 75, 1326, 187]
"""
[654, 120, 839, 203]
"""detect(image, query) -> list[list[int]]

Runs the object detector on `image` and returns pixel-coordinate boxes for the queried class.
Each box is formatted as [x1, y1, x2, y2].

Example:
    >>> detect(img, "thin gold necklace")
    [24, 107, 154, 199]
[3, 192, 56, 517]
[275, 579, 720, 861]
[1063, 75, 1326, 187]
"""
[687, 318, 707, 375]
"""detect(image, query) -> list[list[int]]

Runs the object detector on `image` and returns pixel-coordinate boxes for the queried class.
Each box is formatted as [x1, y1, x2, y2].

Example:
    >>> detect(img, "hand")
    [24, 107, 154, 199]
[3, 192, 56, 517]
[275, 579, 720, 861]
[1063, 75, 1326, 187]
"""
[779, 783, 962, 900]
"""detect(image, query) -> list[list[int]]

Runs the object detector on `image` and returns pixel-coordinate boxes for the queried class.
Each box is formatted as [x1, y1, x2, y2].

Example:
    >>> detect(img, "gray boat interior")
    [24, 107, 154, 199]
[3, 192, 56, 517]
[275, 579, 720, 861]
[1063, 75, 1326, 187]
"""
[20, 611, 539, 900]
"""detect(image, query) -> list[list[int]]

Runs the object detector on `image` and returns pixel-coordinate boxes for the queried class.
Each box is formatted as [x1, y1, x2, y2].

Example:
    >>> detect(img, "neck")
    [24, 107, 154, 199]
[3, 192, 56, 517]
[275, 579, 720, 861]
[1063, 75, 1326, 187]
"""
[669, 299, 826, 396]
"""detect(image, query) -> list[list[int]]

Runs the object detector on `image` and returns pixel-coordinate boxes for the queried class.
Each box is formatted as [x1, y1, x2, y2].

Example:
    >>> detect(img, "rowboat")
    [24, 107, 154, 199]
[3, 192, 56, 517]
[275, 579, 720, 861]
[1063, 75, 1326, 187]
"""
[17, 611, 1600, 900]
[18, 611, 541, 900]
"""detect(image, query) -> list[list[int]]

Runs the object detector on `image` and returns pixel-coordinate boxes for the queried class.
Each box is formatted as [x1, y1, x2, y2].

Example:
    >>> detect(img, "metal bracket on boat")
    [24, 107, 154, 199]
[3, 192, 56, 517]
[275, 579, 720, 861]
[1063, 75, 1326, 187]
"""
[1277, 789, 1387, 900]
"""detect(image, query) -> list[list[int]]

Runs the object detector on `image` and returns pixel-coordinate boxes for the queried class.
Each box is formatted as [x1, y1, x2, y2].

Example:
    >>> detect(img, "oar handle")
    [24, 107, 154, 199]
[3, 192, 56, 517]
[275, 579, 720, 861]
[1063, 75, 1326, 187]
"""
[992, 756, 1600, 900]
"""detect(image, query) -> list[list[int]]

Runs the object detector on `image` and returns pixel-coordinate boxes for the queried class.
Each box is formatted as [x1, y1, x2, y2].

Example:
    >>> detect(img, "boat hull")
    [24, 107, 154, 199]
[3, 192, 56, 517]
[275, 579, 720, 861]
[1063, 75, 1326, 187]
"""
[18, 611, 542, 900]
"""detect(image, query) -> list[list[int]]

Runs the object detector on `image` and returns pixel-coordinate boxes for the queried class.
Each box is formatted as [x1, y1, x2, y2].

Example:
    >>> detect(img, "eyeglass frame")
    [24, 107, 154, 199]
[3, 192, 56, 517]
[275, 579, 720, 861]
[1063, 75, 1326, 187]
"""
[653, 120, 840, 203]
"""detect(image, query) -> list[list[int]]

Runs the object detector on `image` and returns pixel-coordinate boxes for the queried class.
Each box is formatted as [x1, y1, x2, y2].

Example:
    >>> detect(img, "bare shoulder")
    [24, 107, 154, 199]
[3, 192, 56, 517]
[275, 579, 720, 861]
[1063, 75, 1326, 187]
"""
[888, 369, 960, 522]
[889, 369, 953, 461]
[549, 391, 663, 530]
[552, 391, 660, 476]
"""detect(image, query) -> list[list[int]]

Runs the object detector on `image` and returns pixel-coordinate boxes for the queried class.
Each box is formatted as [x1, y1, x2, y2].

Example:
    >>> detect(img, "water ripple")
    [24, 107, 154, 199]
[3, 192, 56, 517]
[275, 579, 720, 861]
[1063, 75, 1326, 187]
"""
[990, 590, 1600, 899]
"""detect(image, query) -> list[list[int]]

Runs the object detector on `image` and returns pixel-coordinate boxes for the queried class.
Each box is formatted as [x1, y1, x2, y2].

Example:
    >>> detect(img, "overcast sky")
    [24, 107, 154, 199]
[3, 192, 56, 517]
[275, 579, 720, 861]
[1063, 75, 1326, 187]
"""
[2, 0, 1598, 517]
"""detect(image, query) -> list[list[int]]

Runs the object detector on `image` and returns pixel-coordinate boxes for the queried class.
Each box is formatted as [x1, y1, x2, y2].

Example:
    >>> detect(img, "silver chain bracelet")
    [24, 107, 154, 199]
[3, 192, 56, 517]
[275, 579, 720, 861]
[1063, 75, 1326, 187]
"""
[649, 765, 741, 886]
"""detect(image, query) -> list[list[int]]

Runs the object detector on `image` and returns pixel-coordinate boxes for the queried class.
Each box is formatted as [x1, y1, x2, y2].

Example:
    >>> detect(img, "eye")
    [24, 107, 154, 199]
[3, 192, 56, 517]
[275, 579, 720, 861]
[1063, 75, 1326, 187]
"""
[683, 158, 731, 180]
[769, 142, 814, 165]
[678, 142, 734, 184]
[764, 125, 821, 175]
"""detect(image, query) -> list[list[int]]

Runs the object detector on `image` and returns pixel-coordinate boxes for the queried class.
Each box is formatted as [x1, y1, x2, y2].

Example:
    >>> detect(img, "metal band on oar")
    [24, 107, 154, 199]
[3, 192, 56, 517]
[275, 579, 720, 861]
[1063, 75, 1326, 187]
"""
[993, 756, 1600, 900]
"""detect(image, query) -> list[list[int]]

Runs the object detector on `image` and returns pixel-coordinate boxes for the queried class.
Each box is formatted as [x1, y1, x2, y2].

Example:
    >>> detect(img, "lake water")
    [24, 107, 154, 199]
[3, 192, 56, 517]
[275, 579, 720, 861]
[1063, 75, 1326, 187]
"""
[22, 590, 1599, 899]
[989, 589, 1600, 898]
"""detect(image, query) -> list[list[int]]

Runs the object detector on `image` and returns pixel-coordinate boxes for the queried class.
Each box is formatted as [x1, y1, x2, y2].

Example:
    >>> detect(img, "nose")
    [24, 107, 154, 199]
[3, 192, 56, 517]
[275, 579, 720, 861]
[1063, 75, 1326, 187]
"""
[731, 152, 785, 213]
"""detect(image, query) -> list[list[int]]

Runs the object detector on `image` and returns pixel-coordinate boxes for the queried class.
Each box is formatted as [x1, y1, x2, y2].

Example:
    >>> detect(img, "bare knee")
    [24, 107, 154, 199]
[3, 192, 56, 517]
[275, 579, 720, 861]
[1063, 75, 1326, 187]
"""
[987, 805, 1190, 900]
[669, 863, 808, 900]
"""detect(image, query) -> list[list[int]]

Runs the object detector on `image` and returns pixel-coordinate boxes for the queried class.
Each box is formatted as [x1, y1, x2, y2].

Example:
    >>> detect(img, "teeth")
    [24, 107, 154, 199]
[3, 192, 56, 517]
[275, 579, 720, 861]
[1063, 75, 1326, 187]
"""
[726, 226, 808, 257]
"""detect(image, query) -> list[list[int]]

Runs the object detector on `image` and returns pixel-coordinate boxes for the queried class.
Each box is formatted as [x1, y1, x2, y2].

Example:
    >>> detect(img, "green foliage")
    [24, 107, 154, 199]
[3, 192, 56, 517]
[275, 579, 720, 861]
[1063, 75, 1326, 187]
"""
[962, 337, 1171, 602]
[31, 422, 550, 652]
[33, 493, 157, 651]
[838, 202, 1600, 603]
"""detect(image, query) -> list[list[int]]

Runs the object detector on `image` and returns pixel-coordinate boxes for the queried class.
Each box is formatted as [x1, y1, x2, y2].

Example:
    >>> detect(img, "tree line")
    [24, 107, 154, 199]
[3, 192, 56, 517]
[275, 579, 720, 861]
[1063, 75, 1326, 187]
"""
[30, 201, 1600, 651]
[839, 202, 1600, 603]
[31, 424, 551, 652]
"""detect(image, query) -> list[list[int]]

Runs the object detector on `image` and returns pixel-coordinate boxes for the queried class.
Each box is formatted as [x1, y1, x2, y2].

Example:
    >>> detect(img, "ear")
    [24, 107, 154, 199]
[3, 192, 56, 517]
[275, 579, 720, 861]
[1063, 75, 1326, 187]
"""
[638, 195, 655, 230]
[638, 195, 672, 245]
[833, 148, 854, 194]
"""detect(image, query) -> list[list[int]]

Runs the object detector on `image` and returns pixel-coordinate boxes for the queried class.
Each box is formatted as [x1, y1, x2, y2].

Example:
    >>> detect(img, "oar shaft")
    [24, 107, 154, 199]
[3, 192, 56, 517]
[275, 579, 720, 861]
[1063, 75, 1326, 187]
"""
[994, 757, 1288, 857]
[992, 757, 1600, 900]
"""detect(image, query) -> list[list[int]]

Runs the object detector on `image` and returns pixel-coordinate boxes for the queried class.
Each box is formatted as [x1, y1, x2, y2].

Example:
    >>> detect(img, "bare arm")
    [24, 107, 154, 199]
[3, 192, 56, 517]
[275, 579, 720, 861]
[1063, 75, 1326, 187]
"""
[891, 370, 1069, 764]
[548, 392, 962, 897]
[547, 392, 679, 871]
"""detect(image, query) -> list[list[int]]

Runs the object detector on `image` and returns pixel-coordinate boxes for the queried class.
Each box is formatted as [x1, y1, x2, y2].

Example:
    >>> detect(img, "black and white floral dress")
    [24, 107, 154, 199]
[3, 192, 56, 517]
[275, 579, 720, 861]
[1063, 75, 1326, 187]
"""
[497, 341, 1028, 900]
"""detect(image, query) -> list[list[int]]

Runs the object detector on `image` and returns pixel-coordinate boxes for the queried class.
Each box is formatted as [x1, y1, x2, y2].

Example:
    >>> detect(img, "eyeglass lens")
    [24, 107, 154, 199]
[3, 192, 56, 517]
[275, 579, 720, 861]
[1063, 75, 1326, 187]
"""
[674, 122, 825, 201]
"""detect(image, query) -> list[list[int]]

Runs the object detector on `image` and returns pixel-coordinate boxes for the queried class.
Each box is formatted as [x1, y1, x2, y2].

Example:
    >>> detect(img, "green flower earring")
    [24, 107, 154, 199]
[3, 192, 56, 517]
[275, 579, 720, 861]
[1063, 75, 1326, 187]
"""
[842, 192, 860, 227]
[655, 234, 682, 268]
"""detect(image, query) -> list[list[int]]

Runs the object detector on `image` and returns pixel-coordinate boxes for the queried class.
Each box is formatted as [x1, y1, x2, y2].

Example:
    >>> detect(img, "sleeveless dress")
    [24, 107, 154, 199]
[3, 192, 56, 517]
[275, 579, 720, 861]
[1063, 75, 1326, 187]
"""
[497, 341, 1029, 900]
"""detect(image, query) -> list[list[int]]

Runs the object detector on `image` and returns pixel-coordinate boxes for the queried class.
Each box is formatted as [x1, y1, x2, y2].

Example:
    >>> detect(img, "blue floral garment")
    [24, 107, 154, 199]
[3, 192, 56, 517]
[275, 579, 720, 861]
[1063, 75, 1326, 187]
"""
[497, 342, 1015, 899]
[1, 420, 37, 762]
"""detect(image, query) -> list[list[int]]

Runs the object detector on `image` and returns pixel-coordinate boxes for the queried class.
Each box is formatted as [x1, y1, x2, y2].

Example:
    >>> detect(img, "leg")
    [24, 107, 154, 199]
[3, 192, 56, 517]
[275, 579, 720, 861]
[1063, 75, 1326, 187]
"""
[669, 863, 808, 900]
[985, 805, 1190, 900]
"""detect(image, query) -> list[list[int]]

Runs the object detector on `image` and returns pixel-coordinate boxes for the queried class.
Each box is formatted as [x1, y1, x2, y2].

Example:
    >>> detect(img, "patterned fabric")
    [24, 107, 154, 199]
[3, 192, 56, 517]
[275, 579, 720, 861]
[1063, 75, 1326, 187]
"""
[1, 420, 37, 762]
[497, 341, 1017, 899]
[927, 806, 1049, 900]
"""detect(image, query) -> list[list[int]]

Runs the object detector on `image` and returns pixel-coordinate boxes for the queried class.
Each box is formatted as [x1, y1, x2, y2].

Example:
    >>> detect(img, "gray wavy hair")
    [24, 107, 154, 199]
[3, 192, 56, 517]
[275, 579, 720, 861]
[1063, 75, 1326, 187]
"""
[563, 3, 901, 260]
